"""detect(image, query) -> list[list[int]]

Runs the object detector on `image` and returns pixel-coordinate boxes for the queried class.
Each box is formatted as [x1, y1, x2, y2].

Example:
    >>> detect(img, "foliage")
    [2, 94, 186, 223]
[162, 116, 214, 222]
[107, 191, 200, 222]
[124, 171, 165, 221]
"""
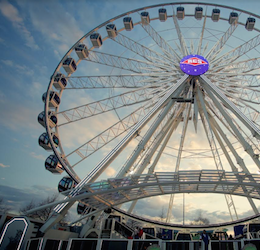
[19, 194, 64, 221]
[5, 230, 23, 250]
[158, 207, 166, 222]
[0, 198, 11, 213]
[191, 210, 210, 225]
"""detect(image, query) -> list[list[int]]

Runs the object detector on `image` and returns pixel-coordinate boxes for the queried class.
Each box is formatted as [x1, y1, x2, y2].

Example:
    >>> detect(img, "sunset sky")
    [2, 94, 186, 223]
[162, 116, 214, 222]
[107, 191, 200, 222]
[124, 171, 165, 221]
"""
[0, 0, 260, 232]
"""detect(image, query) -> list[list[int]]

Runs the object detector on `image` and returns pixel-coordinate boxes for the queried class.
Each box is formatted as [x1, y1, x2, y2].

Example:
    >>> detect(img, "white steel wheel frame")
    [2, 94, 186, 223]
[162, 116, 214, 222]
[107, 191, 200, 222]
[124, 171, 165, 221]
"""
[42, 2, 260, 227]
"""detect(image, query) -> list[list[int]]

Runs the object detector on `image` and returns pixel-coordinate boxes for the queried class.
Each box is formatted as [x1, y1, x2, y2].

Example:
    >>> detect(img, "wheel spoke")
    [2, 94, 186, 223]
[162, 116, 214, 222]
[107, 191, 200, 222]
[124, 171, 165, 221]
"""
[83, 51, 155, 73]
[196, 83, 238, 220]
[67, 107, 147, 165]
[58, 87, 154, 126]
[66, 74, 148, 89]
[206, 20, 238, 62]
[211, 33, 260, 67]
[172, 8, 189, 56]
[140, 21, 182, 63]
[111, 33, 169, 63]
[197, 10, 208, 55]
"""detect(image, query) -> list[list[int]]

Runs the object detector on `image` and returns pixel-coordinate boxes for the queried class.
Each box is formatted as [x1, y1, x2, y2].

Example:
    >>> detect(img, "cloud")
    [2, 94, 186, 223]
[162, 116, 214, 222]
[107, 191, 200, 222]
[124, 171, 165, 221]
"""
[0, 58, 47, 100]
[58, 90, 122, 150]
[105, 167, 116, 177]
[15, 64, 34, 76]
[0, 1, 22, 22]
[31, 185, 57, 193]
[30, 152, 46, 161]
[1, 59, 34, 77]
[0, 102, 40, 131]
[0, 184, 58, 213]
[0, 163, 10, 168]
[26, 2, 84, 55]
[1, 59, 13, 66]
[0, 0, 39, 50]
[123, 190, 259, 225]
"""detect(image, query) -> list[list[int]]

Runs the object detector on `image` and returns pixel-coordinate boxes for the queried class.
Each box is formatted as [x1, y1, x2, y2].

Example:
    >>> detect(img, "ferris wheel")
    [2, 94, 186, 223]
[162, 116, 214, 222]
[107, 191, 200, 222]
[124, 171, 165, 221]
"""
[38, 2, 260, 229]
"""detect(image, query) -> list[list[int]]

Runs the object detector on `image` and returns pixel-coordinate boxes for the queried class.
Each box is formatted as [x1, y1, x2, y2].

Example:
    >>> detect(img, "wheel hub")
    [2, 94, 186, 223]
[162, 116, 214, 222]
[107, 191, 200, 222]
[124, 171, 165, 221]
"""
[180, 54, 209, 76]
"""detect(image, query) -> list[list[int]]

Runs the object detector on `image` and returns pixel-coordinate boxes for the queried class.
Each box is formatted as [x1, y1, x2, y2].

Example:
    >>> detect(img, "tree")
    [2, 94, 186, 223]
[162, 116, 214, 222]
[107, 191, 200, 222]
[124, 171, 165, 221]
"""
[19, 194, 69, 222]
[5, 229, 23, 250]
[159, 207, 166, 222]
[0, 198, 11, 213]
[192, 210, 210, 225]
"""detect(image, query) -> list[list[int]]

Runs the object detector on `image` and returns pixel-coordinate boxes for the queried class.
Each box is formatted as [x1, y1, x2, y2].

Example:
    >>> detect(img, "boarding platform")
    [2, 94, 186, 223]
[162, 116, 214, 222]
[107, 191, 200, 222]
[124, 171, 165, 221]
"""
[26, 238, 260, 250]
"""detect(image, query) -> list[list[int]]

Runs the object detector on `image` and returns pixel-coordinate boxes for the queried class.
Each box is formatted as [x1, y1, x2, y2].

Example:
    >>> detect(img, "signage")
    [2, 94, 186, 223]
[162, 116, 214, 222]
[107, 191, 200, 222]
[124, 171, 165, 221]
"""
[180, 54, 209, 76]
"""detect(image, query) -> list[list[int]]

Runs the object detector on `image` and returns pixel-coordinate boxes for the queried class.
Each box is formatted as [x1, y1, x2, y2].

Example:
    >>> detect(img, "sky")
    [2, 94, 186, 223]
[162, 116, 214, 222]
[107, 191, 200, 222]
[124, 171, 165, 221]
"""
[0, 0, 260, 232]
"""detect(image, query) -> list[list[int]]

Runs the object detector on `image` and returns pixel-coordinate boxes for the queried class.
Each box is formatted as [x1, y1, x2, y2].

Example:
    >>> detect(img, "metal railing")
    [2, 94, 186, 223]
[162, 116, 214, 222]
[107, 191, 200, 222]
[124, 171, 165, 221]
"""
[25, 238, 260, 250]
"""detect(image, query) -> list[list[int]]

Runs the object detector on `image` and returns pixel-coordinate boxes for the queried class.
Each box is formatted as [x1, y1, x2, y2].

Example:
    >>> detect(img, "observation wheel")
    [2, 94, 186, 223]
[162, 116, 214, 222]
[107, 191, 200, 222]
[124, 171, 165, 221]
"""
[38, 2, 260, 230]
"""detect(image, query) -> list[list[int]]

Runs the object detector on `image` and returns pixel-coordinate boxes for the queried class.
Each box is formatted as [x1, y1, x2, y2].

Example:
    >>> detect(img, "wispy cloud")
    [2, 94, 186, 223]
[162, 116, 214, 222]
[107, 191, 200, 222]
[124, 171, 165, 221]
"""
[26, 2, 84, 55]
[1, 59, 13, 66]
[1, 59, 34, 76]
[105, 167, 116, 177]
[0, 0, 39, 50]
[0, 184, 58, 213]
[30, 152, 46, 161]
[0, 163, 9, 168]
[0, 102, 40, 131]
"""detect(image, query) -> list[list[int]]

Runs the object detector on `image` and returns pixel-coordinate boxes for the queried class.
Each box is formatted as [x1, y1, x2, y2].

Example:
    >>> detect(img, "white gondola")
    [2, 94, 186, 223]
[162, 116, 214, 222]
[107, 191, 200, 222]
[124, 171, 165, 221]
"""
[106, 24, 118, 38]
[38, 111, 46, 127]
[53, 73, 67, 90]
[141, 11, 150, 25]
[58, 177, 76, 192]
[195, 7, 203, 20]
[90, 33, 103, 48]
[158, 8, 167, 22]
[75, 44, 89, 59]
[38, 111, 57, 128]
[177, 7, 185, 20]
[123, 17, 134, 31]
[211, 8, 220, 22]
[38, 132, 59, 150]
[77, 202, 87, 214]
[62, 57, 77, 74]
[42, 91, 60, 108]
[77, 202, 96, 215]
[45, 155, 64, 174]
[246, 17, 255, 31]
[229, 12, 238, 24]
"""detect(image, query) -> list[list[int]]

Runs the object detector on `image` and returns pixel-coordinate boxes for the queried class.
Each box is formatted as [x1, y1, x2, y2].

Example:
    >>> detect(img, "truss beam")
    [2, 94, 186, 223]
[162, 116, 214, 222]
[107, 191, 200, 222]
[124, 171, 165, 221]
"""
[58, 87, 153, 125]
[84, 51, 154, 73]
[66, 107, 145, 163]
[200, 75, 260, 140]
[39, 75, 189, 233]
[116, 90, 184, 178]
[209, 114, 259, 215]
[141, 22, 181, 62]
[66, 75, 148, 89]
[206, 20, 238, 61]
[196, 85, 238, 221]
[112, 33, 168, 63]
[197, 11, 207, 55]
[172, 9, 189, 56]
[211, 33, 260, 67]
[30, 171, 260, 220]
